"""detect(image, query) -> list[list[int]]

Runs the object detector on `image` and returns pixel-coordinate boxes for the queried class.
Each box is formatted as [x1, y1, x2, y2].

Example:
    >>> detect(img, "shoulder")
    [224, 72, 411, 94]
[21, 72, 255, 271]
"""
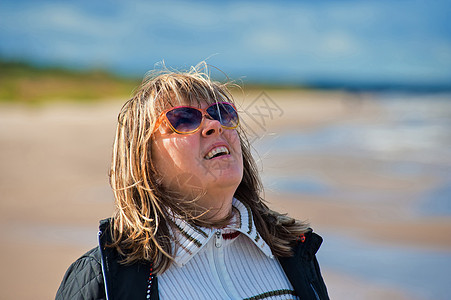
[277, 229, 323, 266]
[294, 230, 323, 260]
[55, 247, 106, 300]
[278, 229, 330, 299]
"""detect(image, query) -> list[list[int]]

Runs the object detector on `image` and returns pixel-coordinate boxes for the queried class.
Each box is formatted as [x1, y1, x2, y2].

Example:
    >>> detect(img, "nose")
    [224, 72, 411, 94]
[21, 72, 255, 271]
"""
[201, 116, 223, 137]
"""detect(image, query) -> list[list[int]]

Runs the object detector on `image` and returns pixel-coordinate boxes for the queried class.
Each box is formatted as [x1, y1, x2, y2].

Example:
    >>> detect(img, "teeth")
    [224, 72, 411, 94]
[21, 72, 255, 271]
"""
[205, 146, 229, 160]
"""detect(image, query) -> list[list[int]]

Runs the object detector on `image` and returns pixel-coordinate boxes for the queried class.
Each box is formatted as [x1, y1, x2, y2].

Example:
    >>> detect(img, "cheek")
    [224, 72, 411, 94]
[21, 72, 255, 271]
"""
[153, 136, 199, 173]
[228, 130, 242, 155]
[151, 140, 170, 177]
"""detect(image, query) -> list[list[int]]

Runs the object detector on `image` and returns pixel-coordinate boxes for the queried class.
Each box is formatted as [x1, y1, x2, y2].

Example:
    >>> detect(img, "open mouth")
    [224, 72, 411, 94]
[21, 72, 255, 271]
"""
[204, 146, 230, 160]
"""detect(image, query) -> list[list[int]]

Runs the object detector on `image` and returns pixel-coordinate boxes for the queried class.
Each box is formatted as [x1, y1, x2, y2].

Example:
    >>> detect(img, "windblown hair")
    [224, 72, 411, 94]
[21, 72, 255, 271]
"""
[109, 62, 309, 274]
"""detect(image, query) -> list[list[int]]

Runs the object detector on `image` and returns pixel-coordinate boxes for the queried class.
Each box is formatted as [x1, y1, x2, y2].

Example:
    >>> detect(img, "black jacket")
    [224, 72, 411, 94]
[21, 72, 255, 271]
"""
[56, 220, 329, 300]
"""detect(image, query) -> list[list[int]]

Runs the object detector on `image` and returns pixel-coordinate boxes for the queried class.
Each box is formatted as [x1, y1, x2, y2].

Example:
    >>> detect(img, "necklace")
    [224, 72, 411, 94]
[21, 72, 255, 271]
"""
[146, 264, 154, 299]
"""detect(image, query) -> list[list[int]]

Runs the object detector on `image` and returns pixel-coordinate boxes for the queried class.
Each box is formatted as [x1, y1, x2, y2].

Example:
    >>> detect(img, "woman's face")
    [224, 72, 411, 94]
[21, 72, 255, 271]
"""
[152, 100, 244, 214]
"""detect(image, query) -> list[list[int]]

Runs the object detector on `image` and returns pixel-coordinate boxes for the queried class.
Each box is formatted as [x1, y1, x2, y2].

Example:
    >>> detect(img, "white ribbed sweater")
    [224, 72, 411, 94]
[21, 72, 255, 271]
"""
[158, 198, 299, 300]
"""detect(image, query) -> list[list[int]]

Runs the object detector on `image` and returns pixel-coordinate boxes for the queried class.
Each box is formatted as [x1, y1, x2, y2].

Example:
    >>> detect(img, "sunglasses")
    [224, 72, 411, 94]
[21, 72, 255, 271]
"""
[153, 102, 239, 134]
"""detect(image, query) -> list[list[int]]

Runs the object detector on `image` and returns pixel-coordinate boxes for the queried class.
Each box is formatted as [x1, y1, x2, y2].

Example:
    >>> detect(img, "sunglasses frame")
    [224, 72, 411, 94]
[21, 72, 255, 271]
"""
[153, 101, 239, 135]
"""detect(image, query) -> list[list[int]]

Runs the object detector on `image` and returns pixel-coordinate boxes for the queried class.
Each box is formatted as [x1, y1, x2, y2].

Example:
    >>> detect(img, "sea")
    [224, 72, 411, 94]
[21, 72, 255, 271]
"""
[256, 92, 451, 300]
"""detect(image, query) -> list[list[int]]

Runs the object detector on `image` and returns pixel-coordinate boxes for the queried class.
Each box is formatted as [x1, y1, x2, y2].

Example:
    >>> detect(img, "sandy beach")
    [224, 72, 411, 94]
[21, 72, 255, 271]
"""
[1, 90, 450, 299]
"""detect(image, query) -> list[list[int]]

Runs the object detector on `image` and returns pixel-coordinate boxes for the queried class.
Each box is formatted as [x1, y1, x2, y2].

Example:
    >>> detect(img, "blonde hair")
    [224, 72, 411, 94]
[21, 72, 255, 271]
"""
[109, 62, 309, 274]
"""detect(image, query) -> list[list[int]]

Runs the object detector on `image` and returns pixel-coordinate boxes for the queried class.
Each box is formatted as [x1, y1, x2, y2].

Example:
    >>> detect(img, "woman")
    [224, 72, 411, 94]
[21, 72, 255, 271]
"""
[56, 63, 329, 300]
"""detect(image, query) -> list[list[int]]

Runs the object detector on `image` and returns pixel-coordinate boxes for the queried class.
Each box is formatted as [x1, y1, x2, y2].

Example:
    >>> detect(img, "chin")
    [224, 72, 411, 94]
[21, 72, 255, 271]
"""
[206, 166, 242, 184]
[219, 173, 243, 189]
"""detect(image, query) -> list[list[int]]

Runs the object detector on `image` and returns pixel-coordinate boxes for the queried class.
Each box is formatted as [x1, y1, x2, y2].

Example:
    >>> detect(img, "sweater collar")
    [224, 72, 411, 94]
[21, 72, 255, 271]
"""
[171, 198, 273, 267]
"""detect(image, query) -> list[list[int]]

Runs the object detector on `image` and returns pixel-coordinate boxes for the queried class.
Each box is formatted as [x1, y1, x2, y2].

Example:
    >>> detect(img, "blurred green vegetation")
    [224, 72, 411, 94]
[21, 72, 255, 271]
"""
[0, 59, 310, 105]
[0, 59, 141, 104]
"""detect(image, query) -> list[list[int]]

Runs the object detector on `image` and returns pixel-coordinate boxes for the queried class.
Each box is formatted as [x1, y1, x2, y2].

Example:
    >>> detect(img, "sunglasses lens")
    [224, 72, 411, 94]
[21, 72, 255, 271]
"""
[163, 103, 238, 134]
[207, 103, 239, 128]
[165, 107, 202, 133]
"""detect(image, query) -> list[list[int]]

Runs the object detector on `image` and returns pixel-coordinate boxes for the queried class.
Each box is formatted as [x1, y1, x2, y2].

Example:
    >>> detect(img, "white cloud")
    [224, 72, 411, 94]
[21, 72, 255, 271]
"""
[320, 31, 362, 57]
[0, 0, 449, 83]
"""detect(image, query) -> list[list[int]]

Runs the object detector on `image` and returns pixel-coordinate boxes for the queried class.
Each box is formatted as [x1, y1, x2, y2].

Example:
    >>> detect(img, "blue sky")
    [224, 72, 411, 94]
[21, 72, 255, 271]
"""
[1, 0, 450, 86]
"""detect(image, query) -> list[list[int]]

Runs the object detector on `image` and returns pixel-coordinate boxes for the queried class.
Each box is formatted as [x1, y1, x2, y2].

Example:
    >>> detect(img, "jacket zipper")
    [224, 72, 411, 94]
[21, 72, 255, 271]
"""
[98, 230, 110, 300]
[215, 230, 222, 248]
[310, 282, 320, 300]
[212, 230, 236, 299]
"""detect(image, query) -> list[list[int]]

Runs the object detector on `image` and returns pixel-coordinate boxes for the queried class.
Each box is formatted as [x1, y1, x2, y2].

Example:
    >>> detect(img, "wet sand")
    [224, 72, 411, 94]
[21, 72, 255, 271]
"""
[1, 91, 448, 299]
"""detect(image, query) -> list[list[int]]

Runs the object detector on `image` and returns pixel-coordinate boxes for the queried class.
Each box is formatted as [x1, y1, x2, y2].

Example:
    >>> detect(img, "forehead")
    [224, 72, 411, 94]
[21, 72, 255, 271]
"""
[155, 92, 231, 113]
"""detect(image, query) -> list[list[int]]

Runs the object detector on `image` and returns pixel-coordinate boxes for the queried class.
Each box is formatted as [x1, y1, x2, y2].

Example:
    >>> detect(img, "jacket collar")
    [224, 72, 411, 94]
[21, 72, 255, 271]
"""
[171, 198, 273, 266]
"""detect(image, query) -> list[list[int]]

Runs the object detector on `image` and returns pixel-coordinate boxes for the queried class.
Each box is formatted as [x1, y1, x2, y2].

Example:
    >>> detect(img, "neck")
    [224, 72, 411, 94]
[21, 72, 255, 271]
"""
[198, 191, 235, 222]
